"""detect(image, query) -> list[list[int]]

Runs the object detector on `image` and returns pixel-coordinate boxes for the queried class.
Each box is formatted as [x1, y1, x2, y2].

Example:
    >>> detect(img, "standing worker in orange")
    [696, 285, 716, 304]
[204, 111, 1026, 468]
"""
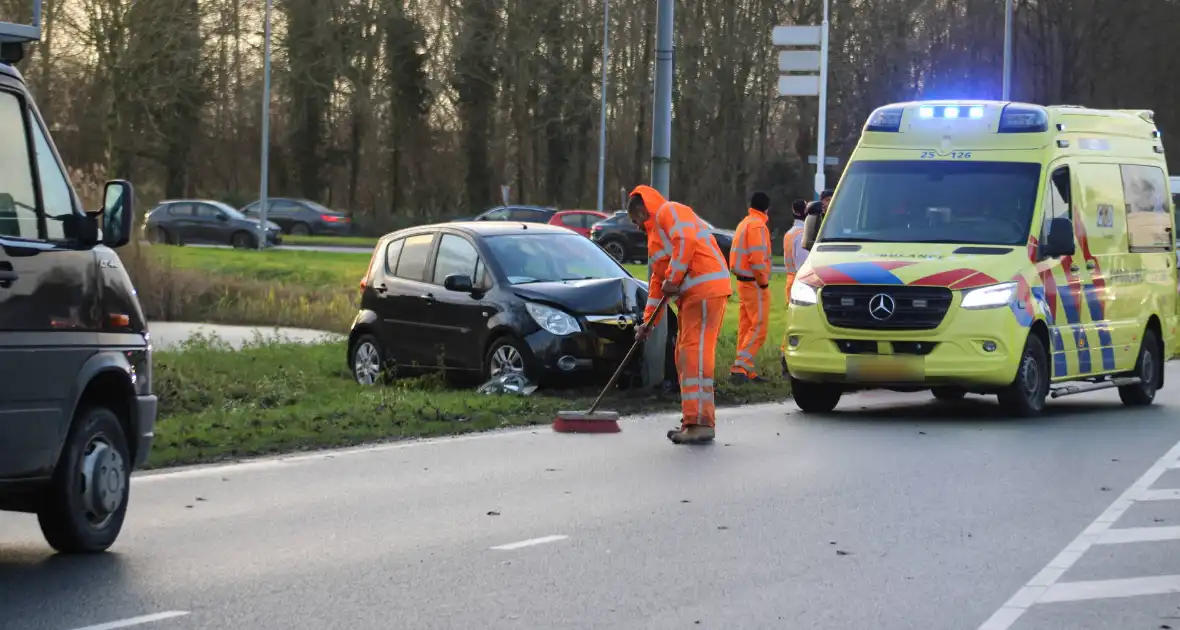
[630, 185, 732, 445]
[780, 198, 810, 375]
[728, 192, 774, 384]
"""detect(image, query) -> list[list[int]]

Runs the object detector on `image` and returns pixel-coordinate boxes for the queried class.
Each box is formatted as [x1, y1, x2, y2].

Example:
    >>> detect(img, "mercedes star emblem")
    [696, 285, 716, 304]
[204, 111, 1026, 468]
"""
[869, 293, 896, 320]
[611, 315, 631, 329]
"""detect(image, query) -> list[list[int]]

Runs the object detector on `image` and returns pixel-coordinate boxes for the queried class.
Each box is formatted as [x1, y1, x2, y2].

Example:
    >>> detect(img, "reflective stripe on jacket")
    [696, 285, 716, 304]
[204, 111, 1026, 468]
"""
[631, 185, 732, 325]
[729, 208, 771, 286]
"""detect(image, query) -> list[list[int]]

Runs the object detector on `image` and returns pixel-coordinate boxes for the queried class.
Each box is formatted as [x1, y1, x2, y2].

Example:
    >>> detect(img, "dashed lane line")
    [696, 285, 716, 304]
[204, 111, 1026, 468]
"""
[67, 611, 190, 630]
[978, 438, 1180, 630]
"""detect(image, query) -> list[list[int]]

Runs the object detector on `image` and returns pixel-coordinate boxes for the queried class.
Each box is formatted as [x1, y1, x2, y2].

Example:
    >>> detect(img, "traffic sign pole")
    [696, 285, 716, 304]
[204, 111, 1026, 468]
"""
[772, 0, 830, 201]
[815, 0, 829, 200]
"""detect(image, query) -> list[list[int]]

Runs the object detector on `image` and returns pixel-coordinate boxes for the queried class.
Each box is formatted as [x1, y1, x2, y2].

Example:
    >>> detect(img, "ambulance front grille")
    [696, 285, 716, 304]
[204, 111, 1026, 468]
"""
[820, 285, 952, 331]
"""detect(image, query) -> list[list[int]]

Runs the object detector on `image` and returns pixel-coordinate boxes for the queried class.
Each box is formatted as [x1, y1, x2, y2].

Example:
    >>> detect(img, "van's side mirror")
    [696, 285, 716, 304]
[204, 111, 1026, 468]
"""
[444, 273, 475, 293]
[802, 212, 821, 250]
[1042, 217, 1076, 258]
[101, 180, 134, 248]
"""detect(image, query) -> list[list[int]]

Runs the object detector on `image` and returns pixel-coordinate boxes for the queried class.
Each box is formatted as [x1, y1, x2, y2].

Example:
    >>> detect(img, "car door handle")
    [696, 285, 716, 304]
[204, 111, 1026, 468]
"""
[421, 293, 436, 302]
[374, 284, 387, 293]
[0, 269, 16, 283]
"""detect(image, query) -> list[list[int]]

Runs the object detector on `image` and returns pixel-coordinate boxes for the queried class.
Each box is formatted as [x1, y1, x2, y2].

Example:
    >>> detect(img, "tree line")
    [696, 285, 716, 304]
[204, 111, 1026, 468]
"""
[3, 0, 1179, 232]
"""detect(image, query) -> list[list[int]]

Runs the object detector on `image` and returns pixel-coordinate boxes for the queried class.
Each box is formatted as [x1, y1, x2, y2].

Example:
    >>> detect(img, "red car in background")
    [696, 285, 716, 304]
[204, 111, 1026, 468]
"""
[548, 210, 608, 237]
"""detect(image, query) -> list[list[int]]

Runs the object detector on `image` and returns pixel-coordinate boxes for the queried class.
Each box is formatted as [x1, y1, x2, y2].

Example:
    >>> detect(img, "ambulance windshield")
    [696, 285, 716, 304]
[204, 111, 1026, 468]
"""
[818, 160, 1042, 246]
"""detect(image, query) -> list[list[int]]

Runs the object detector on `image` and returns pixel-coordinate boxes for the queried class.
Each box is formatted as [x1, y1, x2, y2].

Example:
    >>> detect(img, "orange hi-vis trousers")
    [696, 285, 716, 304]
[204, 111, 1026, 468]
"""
[677, 295, 728, 428]
[731, 281, 770, 378]
[780, 272, 797, 356]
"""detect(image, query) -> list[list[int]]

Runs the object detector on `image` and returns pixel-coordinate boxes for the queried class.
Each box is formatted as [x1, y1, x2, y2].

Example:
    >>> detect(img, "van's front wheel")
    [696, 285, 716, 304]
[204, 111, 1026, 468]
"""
[997, 334, 1050, 417]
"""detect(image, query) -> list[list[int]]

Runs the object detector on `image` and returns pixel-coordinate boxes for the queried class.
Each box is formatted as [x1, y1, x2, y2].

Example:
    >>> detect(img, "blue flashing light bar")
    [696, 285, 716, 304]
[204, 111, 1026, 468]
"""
[997, 104, 1049, 133]
[969, 106, 984, 118]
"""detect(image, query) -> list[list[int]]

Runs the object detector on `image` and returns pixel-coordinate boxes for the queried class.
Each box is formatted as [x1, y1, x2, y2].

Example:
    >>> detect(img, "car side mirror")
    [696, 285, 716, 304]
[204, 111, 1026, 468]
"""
[1042, 217, 1076, 258]
[216, 212, 229, 221]
[101, 180, 134, 248]
[444, 273, 475, 293]
[802, 212, 821, 250]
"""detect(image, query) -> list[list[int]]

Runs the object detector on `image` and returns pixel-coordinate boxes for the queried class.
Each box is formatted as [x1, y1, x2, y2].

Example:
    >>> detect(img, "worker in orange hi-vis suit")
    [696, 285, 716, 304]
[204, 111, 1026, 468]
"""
[728, 192, 774, 384]
[780, 198, 810, 376]
[630, 185, 732, 445]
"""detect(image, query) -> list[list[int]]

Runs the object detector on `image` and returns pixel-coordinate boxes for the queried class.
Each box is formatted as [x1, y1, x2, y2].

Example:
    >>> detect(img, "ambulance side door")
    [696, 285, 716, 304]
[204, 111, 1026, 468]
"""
[1119, 164, 1177, 362]
[1038, 163, 1092, 379]
[1072, 163, 1125, 374]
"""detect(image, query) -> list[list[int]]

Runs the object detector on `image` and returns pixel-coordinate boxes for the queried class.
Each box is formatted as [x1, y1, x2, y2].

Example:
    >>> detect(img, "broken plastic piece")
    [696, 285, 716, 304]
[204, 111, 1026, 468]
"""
[476, 373, 538, 396]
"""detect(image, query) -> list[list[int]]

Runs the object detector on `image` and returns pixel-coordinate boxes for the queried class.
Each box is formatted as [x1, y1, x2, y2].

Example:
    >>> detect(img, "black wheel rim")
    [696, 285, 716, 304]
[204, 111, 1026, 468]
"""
[1020, 351, 1044, 408]
[604, 242, 625, 261]
[1141, 345, 1157, 396]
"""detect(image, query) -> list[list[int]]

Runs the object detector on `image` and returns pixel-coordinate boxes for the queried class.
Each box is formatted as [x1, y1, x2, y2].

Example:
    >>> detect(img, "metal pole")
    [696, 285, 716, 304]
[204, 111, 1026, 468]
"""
[814, 0, 829, 201]
[258, 0, 272, 250]
[596, 0, 609, 213]
[1002, 0, 1013, 100]
[643, 0, 674, 389]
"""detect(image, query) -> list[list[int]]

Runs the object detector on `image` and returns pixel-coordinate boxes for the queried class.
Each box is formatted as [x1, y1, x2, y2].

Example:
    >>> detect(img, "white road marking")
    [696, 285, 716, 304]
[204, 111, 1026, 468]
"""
[978, 438, 1180, 630]
[1038, 575, 1180, 603]
[1096, 525, 1180, 544]
[490, 535, 569, 551]
[67, 611, 190, 630]
[131, 404, 784, 484]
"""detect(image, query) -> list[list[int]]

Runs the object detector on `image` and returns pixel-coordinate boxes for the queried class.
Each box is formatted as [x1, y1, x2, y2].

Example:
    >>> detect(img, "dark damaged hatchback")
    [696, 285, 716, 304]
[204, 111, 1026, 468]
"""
[0, 16, 155, 554]
[348, 222, 674, 387]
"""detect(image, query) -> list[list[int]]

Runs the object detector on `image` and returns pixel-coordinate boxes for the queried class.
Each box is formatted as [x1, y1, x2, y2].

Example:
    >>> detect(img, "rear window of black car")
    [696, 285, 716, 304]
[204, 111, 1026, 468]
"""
[395, 233, 434, 281]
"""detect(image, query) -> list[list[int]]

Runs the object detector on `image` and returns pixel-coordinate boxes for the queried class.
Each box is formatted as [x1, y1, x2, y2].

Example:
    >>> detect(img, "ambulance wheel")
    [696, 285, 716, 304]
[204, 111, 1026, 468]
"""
[790, 378, 842, 413]
[1119, 328, 1161, 407]
[997, 334, 1049, 417]
[932, 387, 967, 401]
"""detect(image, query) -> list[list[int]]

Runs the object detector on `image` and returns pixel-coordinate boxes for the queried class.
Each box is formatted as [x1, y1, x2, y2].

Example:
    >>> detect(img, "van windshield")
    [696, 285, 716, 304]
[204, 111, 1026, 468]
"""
[818, 160, 1042, 246]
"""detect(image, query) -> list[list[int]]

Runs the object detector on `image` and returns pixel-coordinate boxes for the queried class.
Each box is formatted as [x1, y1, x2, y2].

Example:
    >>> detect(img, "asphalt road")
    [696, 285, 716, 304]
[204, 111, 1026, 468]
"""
[5, 373, 1180, 630]
[147, 322, 343, 351]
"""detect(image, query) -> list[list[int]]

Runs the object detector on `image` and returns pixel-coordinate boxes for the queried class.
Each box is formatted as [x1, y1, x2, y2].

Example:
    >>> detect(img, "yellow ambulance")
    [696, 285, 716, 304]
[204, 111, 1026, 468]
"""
[785, 101, 1178, 416]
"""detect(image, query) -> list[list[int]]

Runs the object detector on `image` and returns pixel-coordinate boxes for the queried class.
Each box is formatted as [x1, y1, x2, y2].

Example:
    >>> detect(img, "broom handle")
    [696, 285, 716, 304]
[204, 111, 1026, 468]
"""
[586, 294, 672, 415]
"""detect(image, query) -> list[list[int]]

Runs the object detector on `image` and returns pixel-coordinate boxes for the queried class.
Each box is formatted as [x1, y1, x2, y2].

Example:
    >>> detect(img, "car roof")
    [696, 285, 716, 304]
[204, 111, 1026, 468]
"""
[386, 221, 575, 240]
[0, 63, 20, 82]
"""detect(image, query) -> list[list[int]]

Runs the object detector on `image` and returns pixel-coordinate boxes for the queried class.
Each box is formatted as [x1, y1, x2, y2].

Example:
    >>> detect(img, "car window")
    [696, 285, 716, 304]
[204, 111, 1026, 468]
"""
[167, 204, 193, 217]
[29, 112, 72, 240]
[384, 238, 405, 274]
[508, 208, 550, 222]
[486, 233, 630, 284]
[195, 204, 221, 219]
[395, 233, 435, 281]
[433, 234, 480, 285]
[479, 208, 510, 221]
[0, 91, 40, 240]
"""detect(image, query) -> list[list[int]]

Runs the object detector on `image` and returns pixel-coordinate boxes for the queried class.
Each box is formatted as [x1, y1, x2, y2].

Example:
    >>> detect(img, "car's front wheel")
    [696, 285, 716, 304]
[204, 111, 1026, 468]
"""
[350, 335, 386, 386]
[289, 222, 311, 236]
[600, 239, 628, 263]
[484, 336, 537, 382]
[37, 407, 131, 553]
[997, 334, 1050, 417]
[231, 231, 257, 249]
[790, 378, 842, 413]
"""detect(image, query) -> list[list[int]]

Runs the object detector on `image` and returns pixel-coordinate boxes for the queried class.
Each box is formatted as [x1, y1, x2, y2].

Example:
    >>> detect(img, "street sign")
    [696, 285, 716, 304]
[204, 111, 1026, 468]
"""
[808, 155, 840, 166]
[778, 50, 821, 72]
[778, 75, 820, 97]
[772, 25, 821, 47]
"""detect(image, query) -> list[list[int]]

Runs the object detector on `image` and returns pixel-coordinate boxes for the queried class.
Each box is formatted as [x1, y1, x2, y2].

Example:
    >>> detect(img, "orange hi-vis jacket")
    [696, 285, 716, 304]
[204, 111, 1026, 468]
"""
[729, 208, 772, 287]
[631, 186, 732, 325]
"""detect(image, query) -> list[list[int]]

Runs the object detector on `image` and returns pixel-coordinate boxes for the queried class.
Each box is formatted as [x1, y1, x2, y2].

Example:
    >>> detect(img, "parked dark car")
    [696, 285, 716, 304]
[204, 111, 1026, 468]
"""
[589, 210, 734, 263]
[241, 197, 353, 236]
[1, 27, 156, 554]
[470, 204, 560, 223]
[347, 222, 676, 386]
[144, 199, 282, 248]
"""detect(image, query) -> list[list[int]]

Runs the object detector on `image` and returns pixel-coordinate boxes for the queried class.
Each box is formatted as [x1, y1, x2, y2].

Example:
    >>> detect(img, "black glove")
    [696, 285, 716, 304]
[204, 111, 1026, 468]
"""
[759, 284, 769, 289]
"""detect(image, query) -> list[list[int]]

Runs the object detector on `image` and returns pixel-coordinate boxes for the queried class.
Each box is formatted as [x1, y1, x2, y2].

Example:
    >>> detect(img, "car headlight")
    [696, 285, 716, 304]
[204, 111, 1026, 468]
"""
[789, 281, 818, 306]
[960, 282, 1017, 310]
[525, 302, 581, 335]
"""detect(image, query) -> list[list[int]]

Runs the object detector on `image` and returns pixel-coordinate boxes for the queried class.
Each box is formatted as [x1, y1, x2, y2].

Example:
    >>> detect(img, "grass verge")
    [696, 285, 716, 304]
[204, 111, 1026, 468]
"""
[283, 235, 379, 248]
[150, 335, 791, 468]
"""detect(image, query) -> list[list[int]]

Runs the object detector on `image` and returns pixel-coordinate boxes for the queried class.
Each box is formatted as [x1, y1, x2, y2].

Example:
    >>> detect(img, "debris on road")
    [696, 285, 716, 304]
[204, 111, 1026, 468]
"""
[836, 549, 852, 556]
[477, 373, 538, 396]
[487, 510, 501, 516]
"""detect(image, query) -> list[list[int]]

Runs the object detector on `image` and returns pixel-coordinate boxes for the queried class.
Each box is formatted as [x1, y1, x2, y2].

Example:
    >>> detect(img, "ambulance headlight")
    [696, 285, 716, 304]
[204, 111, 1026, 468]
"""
[960, 282, 1017, 310]
[790, 282, 819, 306]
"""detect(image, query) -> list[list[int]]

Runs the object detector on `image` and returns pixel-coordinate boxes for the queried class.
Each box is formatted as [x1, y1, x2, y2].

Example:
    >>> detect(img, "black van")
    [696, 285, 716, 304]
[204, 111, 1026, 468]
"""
[0, 12, 155, 553]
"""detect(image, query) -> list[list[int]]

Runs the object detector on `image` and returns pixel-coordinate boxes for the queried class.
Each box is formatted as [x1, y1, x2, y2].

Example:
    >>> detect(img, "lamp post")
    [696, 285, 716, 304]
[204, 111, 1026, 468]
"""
[1002, 0, 1013, 100]
[258, 0, 272, 250]
[596, 0, 609, 213]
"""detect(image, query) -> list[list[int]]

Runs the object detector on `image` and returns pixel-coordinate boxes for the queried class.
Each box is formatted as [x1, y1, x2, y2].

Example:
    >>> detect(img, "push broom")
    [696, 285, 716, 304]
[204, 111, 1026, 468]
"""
[553, 295, 671, 433]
